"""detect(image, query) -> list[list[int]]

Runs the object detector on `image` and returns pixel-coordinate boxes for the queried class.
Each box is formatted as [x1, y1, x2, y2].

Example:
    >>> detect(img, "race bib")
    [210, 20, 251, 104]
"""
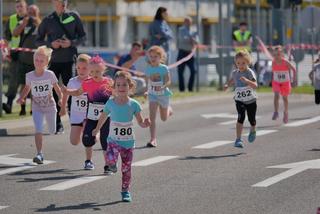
[31, 80, 52, 97]
[71, 94, 88, 113]
[148, 81, 164, 96]
[273, 72, 290, 83]
[234, 87, 257, 102]
[110, 121, 134, 141]
[87, 103, 104, 120]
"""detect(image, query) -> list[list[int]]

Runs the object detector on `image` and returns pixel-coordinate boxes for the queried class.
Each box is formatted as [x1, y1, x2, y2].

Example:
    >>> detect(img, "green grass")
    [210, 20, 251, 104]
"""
[0, 103, 32, 121]
[257, 84, 314, 95]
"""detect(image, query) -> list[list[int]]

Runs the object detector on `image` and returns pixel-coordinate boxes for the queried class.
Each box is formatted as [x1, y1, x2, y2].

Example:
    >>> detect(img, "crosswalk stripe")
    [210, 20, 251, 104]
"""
[201, 113, 237, 119]
[284, 116, 320, 127]
[0, 206, 9, 210]
[0, 166, 35, 176]
[132, 156, 178, 167]
[244, 130, 278, 136]
[39, 175, 105, 191]
[193, 141, 233, 149]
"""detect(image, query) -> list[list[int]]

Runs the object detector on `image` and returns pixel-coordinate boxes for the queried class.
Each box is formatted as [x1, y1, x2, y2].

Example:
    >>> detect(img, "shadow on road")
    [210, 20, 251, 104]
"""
[179, 152, 245, 160]
[12, 168, 83, 176]
[34, 201, 123, 212]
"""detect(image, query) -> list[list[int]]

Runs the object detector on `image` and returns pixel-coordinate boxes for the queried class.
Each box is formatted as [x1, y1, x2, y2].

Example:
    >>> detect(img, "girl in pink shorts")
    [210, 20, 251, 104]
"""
[271, 46, 296, 123]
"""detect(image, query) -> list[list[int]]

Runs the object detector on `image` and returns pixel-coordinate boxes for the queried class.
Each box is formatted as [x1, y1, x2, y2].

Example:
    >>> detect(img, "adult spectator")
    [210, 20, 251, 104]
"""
[177, 17, 198, 92]
[36, 0, 86, 134]
[148, 7, 173, 61]
[116, 42, 146, 95]
[232, 22, 252, 53]
[2, 0, 28, 114]
[16, 4, 41, 115]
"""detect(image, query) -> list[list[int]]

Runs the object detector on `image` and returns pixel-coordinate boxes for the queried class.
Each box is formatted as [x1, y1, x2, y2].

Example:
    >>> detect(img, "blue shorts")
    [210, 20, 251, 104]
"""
[148, 94, 170, 108]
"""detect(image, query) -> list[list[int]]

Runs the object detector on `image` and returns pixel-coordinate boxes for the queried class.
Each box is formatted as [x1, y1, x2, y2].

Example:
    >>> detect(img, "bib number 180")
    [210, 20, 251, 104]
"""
[113, 127, 132, 136]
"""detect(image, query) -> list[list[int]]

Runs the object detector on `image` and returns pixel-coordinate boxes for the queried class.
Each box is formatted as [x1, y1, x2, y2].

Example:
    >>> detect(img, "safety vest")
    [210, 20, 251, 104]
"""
[233, 30, 251, 52]
[9, 14, 21, 48]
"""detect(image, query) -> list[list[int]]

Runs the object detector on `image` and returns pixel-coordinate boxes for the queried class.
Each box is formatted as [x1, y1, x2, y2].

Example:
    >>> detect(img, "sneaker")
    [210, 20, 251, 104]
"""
[146, 140, 157, 148]
[121, 191, 132, 202]
[234, 139, 244, 148]
[2, 103, 12, 114]
[248, 130, 256, 143]
[104, 164, 117, 175]
[272, 112, 279, 120]
[84, 160, 95, 170]
[283, 112, 289, 124]
[55, 125, 64, 135]
[33, 153, 44, 164]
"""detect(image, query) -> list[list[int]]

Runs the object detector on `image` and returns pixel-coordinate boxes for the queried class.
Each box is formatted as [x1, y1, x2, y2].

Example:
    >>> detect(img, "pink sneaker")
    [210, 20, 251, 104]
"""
[283, 112, 289, 123]
[272, 112, 279, 120]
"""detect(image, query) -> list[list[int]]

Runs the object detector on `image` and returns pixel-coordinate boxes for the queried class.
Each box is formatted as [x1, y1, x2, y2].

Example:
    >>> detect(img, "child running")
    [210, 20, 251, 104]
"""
[62, 55, 113, 171]
[17, 46, 62, 164]
[309, 52, 320, 105]
[92, 71, 150, 202]
[59, 54, 91, 146]
[271, 45, 296, 123]
[144, 45, 173, 148]
[224, 50, 258, 148]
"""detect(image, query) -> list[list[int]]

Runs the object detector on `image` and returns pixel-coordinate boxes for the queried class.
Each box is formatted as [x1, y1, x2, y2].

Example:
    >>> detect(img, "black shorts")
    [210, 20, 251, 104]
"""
[71, 123, 84, 127]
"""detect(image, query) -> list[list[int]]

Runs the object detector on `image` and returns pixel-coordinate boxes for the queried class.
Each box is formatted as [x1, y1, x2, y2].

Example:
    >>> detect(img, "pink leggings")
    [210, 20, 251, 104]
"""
[106, 142, 133, 192]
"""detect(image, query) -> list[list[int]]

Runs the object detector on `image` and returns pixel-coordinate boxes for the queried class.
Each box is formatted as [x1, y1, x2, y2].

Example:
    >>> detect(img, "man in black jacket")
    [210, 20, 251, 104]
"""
[36, 0, 86, 134]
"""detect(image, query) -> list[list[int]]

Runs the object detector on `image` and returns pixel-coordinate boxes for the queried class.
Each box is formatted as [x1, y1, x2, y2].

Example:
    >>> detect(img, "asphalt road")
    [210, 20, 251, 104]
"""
[0, 93, 320, 214]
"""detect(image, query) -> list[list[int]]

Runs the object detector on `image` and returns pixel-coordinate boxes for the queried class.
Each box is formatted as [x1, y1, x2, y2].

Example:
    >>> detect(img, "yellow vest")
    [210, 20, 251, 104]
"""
[9, 14, 21, 48]
[233, 30, 251, 52]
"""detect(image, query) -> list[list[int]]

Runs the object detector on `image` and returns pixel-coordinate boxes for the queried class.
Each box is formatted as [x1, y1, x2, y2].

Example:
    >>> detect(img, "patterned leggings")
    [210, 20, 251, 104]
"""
[106, 142, 133, 192]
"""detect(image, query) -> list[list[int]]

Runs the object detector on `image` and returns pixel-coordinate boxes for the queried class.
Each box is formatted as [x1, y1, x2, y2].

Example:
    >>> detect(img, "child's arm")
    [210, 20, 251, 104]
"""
[285, 59, 297, 82]
[61, 84, 84, 97]
[162, 72, 171, 89]
[92, 112, 108, 136]
[53, 83, 63, 105]
[224, 78, 234, 91]
[240, 77, 258, 89]
[135, 112, 150, 128]
[17, 85, 31, 104]
[144, 76, 149, 98]
[59, 91, 69, 116]
[309, 69, 314, 82]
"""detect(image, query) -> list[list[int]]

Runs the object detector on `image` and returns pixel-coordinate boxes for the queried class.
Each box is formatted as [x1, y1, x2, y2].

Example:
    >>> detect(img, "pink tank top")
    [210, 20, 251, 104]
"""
[272, 59, 290, 83]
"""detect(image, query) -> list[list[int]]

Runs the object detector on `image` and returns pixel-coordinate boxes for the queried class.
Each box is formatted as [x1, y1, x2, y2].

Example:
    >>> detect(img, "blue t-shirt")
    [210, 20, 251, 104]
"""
[145, 64, 172, 97]
[104, 98, 142, 148]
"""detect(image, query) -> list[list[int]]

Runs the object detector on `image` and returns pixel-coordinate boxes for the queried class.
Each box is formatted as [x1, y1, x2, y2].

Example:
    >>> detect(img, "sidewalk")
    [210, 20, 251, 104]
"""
[0, 93, 230, 136]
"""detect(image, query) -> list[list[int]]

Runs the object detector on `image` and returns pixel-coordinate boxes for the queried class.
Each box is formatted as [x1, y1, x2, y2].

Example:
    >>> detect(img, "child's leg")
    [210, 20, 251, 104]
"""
[32, 111, 45, 154]
[106, 142, 120, 167]
[100, 118, 110, 165]
[282, 95, 288, 113]
[315, 90, 320, 105]
[273, 92, 280, 113]
[159, 106, 173, 121]
[247, 102, 257, 131]
[120, 147, 133, 192]
[82, 120, 97, 161]
[235, 102, 246, 140]
[70, 125, 83, 145]
[149, 102, 159, 142]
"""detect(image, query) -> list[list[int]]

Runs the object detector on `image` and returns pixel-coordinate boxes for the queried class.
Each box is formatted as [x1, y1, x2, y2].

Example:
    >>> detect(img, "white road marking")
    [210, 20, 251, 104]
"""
[284, 116, 320, 127]
[252, 159, 320, 187]
[0, 154, 55, 166]
[132, 156, 178, 167]
[193, 141, 233, 149]
[219, 116, 261, 125]
[201, 113, 237, 119]
[0, 166, 35, 176]
[39, 176, 105, 191]
[244, 130, 278, 137]
[0, 206, 9, 210]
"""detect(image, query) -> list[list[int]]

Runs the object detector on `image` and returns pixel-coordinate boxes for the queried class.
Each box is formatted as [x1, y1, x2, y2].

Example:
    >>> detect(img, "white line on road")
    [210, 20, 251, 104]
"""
[0, 154, 55, 166]
[132, 156, 178, 167]
[284, 116, 320, 127]
[192, 141, 233, 149]
[0, 166, 35, 176]
[39, 176, 105, 191]
[219, 116, 262, 125]
[244, 130, 278, 137]
[0, 206, 9, 210]
[201, 113, 237, 119]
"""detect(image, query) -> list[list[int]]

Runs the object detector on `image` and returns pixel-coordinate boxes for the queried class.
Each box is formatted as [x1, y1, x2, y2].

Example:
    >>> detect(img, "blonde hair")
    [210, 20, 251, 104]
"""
[113, 71, 136, 95]
[147, 45, 167, 64]
[34, 46, 53, 64]
[235, 50, 252, 65]
[77, 54, 91, 64]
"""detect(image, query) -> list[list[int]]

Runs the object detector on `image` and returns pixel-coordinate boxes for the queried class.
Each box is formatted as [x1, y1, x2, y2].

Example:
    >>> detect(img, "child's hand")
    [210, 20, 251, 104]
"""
[141, 118, 151, 128]
[240, 77, 248, 83]
[57, 99, 62, 107]
[61, 85, 68, 94]
[59, 107, 66, 116]
[17, 97, 25, 105]
[92, 128, 99, 136]
[143, 92, 148, 99]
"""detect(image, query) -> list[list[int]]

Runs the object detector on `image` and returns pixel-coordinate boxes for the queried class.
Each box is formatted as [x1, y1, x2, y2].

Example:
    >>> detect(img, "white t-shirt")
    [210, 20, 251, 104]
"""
[67, 77, 88, 124]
